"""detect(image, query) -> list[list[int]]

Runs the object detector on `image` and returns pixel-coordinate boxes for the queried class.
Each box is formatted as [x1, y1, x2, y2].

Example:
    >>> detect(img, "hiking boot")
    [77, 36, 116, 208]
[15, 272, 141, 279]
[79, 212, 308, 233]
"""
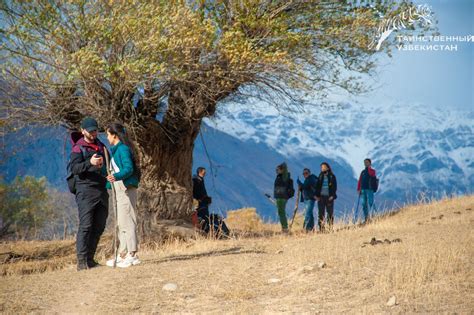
[87, 259, 100, 268]
[77, 257, 89, 271]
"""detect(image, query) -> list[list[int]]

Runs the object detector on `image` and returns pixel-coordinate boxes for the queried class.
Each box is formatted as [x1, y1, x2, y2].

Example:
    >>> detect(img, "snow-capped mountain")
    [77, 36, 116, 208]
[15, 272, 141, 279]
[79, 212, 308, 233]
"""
[207, 100, 474, 203]
[2, 100, 472, 221]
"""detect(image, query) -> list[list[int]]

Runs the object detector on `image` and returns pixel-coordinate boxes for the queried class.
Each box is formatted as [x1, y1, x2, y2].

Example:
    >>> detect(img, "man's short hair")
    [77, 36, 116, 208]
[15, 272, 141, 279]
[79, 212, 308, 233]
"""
[303, 168, 311, 173]
[364, 158, 372, 164]
[196, 167, 206, 175]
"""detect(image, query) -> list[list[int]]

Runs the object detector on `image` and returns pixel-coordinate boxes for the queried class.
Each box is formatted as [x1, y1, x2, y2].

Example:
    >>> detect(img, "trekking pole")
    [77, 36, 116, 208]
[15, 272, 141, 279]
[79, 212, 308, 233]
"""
[354, 192, 361, 225]
[104, 149, 119, 268]
[264, 193, 276, 205]
[289, 189, 301, 230]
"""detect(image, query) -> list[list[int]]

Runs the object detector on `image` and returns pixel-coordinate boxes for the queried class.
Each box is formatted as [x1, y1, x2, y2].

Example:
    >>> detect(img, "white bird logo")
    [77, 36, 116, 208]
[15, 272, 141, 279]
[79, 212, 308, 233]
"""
[369, 4, 433, 51]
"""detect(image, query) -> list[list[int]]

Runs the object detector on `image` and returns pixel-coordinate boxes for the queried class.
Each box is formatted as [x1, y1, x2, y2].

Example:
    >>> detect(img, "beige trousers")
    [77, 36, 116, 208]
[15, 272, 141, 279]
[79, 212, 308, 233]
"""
[113, 182, 138, 254]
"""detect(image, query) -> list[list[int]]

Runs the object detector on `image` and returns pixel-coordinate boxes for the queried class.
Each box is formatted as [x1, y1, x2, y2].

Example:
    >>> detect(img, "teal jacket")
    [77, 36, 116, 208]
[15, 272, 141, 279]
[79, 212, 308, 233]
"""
[106, 141, 139, 189]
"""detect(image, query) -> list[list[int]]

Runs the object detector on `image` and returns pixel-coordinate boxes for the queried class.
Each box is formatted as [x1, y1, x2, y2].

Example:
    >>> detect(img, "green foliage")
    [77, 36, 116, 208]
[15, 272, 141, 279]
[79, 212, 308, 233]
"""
[0, 0, 430, 131]
[0, 176, 52, 239]
[0, 2, 433, 221]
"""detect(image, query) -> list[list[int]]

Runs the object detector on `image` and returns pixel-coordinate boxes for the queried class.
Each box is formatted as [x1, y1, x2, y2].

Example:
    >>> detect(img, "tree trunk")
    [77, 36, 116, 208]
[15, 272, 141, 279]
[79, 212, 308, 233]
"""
[127, 85, 219, 240]
[134, 117, 202, 239]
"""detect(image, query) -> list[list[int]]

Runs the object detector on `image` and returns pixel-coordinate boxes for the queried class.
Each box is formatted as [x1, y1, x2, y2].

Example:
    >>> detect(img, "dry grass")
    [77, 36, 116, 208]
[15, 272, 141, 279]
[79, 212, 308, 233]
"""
[0, 239, 75, 276]
[0, 235, 116, 276]
[0, 195, 473, 313]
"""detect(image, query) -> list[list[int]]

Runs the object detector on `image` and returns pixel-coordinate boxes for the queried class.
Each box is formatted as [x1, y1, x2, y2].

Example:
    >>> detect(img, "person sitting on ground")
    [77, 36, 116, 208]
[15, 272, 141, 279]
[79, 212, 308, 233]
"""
[105, 123, 141, 268]
[273, 162, 295, 233]
[297, 168, 318, 232]
[357, 158, 377, 224]
[315, 162, 337, 232]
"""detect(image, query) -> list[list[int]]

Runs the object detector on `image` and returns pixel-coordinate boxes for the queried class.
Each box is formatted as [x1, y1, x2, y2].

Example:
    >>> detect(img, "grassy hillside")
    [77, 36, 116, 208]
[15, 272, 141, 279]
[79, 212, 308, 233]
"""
[1, 195, 473, 313]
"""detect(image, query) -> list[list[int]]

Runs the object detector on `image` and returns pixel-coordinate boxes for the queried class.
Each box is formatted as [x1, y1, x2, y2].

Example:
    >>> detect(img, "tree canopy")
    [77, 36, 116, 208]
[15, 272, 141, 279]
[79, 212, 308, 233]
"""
[0, 0, 428, 134]
[0, 0, 433, 226]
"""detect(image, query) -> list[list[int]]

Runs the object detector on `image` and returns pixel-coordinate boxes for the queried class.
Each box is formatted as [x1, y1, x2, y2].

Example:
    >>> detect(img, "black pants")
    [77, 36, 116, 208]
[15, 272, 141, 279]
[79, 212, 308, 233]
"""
[197, 204, 210, 233]
[75, 191, 109, 261]
[317, 196, 334, 230]
[196, 204, 229, 237]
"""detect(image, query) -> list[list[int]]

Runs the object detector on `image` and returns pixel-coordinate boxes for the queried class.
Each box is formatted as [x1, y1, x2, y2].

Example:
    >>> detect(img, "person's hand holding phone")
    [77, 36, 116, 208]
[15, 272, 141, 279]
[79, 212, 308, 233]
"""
[90, 153, 103, 168]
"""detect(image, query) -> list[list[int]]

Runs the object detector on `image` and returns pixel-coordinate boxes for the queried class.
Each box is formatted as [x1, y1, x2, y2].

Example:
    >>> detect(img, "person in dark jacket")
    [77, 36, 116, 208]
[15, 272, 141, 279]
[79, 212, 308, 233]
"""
[69, 117, 108, 270]
[191, 167, 230, 237]
[357, 158, 377, 223]
[273, 162, 294, 233]
[192, 167, 212, 232]
[315, 162, 337, 232]
[297, 168, 318, 232]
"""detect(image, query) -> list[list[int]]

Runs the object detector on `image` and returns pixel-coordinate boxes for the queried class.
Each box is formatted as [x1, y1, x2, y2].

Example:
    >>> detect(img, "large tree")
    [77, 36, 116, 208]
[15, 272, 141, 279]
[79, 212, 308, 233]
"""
[0, 0, 430, 237]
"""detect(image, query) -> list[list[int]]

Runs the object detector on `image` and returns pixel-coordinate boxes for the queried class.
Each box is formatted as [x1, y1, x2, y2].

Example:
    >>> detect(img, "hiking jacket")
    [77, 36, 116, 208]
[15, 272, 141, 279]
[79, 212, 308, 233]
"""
[297, 174, 318, 201]
[357, 167, 376, 191]
[315, 172, 337, 199]
[106, 141, 139, 189]
[193, 175, 210, 206]
[69, 132, 107, 197]
[274, 172, 294, 200]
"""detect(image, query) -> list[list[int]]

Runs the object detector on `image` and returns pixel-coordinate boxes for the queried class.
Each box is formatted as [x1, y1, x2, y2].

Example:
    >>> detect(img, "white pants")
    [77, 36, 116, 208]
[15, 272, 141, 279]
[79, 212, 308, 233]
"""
[113, 182, 138, 254]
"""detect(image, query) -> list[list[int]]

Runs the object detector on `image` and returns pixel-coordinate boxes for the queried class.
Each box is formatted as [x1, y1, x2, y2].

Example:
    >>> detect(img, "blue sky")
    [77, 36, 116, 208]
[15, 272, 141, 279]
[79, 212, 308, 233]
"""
[358, 0, 473, 111]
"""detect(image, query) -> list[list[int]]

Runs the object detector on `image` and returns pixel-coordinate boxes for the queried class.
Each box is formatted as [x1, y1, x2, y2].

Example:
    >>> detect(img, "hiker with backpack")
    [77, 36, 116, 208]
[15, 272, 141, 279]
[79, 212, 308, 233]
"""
[104, 123, 141, 268]
[273, 162, 295, 233]
[315, 162, 337, 232]
[357, 158, 378, 223]
[192, 167, 230, 237]
[67, 117, 108, 270]
[297, 168, 318, 232]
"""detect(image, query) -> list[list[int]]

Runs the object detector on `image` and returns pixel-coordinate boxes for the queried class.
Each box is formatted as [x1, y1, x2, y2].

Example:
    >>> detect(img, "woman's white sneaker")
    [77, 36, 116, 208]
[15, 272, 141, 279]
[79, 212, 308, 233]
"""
[124, 253, 141, 266]
[106, 256, 124, 267]
[106, 253, 140, 268]
[116, 259, 132, 268]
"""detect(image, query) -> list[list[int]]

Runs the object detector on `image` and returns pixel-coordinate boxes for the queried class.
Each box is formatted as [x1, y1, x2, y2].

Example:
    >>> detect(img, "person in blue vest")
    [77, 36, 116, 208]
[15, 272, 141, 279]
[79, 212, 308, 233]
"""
[357, 158, 377, 223]
[297, 168, 318, 232]
[104, 123, 141, 268]
[315, 162, 337, 232]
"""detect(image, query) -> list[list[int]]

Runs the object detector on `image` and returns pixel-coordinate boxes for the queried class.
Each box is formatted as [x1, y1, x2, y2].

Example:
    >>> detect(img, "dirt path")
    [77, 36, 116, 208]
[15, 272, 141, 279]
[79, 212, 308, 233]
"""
[1, 196, 473, 314]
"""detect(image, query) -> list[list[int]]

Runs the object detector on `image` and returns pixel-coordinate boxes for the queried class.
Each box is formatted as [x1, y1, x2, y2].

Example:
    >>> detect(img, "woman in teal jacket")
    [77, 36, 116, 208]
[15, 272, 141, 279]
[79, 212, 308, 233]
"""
[105, 123, 140, 268]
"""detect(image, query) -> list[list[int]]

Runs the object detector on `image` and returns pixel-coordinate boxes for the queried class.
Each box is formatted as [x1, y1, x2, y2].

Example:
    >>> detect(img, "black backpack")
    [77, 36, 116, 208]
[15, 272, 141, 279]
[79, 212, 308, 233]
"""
[66, 146, 86, 194]
[370, 176, 379, 193]
[287, 178, 295, 198]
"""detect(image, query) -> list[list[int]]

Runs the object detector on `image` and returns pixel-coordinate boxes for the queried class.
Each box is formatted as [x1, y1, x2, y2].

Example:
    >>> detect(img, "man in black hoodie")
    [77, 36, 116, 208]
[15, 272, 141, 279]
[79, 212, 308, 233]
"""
[68, 117, 108, 270]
